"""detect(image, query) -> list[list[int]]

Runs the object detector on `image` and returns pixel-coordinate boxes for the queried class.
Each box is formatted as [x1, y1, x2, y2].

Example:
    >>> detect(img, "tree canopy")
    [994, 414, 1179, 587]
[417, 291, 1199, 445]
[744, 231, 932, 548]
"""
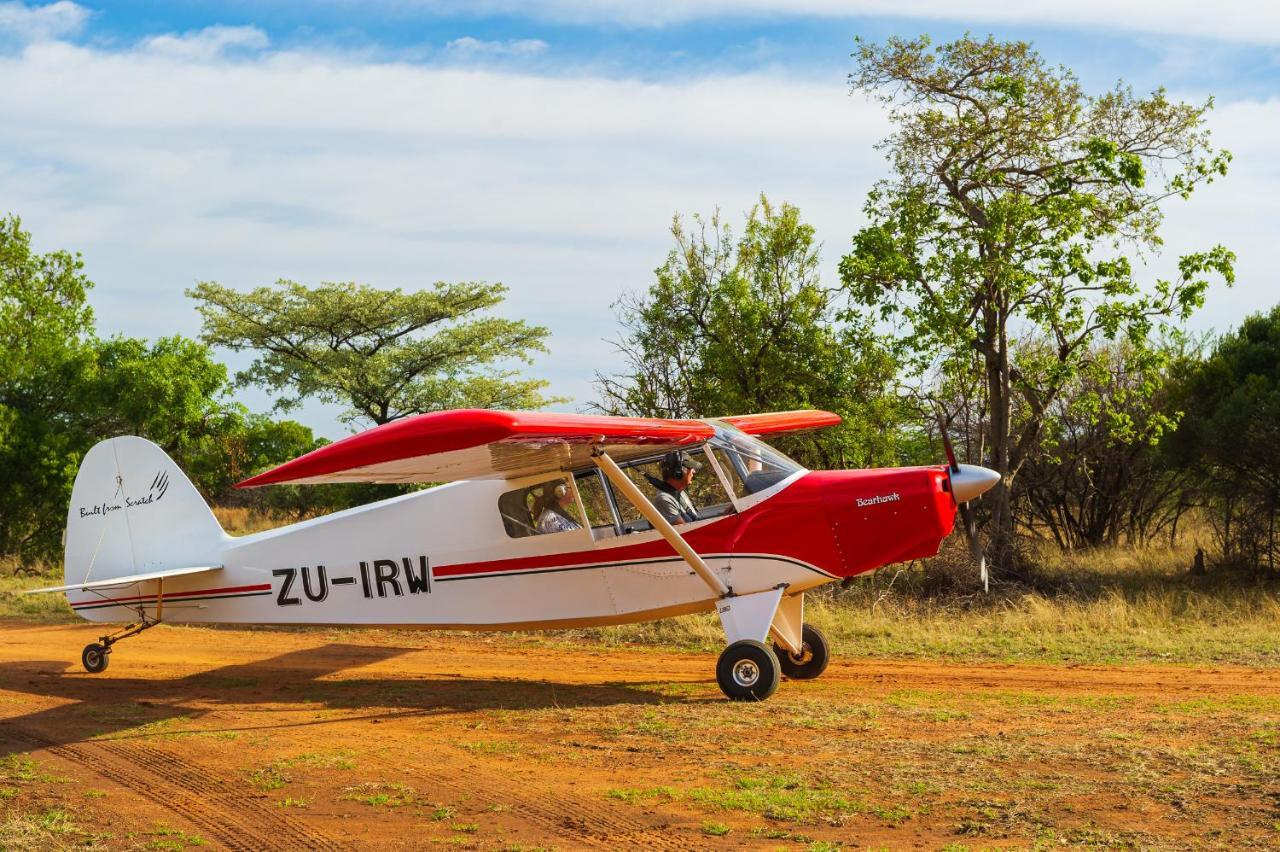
[189, 279, 558, 426]
[596, 196, 911, 469]
[1167, 308, 1280, 568]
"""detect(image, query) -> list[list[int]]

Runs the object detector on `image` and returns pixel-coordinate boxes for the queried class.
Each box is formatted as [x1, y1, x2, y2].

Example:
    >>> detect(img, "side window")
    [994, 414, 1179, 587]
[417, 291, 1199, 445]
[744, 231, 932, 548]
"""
[612, 460, 664, 529]
[604, 453, 736, 534]
[574, 470, 620, 540]
[709, 446, 748, 499]
[687, 448, 734, 513]
[498, 478, 583, 538]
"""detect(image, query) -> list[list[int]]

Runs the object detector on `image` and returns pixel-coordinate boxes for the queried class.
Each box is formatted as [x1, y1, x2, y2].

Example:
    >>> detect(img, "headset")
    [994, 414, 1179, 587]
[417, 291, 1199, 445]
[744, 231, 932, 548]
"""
[660, 452, 687, 481]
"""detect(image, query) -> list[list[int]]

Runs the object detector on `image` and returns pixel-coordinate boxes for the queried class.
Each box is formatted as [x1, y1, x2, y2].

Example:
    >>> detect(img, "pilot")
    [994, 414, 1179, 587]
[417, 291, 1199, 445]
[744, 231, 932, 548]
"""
[535, 482, 582, 534]
[649, 452, 701, 525]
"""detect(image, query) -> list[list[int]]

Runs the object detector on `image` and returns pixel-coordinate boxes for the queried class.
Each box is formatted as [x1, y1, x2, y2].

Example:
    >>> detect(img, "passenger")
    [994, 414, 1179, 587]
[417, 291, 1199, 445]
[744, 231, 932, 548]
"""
[535, 482, 582, 534]
[647, 452, 701, 525]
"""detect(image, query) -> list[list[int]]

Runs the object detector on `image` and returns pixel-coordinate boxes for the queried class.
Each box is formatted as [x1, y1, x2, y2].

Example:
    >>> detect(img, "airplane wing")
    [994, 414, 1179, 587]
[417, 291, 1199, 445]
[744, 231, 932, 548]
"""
[720, 410, 842, 435]
[25, 564, 223, 595]
[236, 409, 715, 487]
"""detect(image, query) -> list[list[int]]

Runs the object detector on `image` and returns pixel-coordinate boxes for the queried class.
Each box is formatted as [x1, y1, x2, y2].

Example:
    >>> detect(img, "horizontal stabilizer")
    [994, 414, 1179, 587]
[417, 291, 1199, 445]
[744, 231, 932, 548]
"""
[25, 564, 223, 595]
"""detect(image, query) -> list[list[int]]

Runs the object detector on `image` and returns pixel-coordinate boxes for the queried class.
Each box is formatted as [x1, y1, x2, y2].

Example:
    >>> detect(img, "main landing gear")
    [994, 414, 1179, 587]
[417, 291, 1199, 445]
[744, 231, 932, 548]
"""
[774, 624, 830, 680]
[715, 623, 831, 701]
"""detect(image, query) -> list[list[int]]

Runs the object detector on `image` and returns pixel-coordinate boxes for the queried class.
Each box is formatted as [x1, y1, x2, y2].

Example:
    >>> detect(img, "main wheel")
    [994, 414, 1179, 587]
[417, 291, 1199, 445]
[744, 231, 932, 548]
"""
[716, 640, 780, 701]
[775, 624, 830, 680]
[81, 643, 109, 674]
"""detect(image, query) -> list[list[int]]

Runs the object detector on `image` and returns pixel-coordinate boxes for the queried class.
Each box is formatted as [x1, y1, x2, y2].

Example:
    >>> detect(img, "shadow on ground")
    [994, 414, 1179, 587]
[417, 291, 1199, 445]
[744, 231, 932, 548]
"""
[0, 642, 677, 759]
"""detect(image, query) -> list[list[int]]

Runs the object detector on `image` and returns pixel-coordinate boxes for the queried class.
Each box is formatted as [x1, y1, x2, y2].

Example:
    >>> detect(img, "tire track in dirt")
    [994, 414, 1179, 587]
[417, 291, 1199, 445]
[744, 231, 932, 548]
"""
[7, 729, 347, 851]
[368, 748, 695, 849]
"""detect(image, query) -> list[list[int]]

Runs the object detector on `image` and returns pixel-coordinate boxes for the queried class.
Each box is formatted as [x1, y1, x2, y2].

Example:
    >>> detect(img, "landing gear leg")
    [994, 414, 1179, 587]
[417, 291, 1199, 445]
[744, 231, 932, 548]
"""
[774, 624, 830, 680]
[767, 592, 829, 679]
[80, 579, 165, 674]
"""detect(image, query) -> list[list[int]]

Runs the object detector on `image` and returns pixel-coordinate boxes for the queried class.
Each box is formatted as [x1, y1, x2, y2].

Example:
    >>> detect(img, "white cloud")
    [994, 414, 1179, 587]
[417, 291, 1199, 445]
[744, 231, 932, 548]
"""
[0, 0, 86, 43]
[444, 36, 548, 57]
[140, 25, 269, 61]
[410, 1, 1280, 45]
[0, 38, 1272, 436]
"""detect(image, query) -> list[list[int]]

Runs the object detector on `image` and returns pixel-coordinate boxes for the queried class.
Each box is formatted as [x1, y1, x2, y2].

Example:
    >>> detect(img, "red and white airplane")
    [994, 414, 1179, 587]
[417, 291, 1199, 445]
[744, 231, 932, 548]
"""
[28, 409, 998, 700]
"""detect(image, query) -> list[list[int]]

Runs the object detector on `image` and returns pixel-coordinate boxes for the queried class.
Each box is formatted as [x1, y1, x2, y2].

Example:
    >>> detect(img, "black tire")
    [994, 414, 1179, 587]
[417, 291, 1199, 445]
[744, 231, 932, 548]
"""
[81, 643, 109, 674]
[775, 624, 830, 680]
[716, 640, 780, 701]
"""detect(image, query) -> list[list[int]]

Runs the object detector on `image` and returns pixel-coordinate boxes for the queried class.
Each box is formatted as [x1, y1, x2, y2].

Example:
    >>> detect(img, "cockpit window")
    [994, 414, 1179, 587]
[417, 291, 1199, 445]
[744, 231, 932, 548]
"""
[707, 424, 804, 497]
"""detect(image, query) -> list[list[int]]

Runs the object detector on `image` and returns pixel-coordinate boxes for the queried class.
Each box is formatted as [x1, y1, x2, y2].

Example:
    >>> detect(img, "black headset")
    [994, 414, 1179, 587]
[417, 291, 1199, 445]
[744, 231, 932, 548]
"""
[660, 452, 686, 481]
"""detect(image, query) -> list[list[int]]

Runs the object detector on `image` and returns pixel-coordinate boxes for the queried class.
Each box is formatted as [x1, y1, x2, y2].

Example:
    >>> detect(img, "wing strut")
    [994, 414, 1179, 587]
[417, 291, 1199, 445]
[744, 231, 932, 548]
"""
[592, 448, 731, 598]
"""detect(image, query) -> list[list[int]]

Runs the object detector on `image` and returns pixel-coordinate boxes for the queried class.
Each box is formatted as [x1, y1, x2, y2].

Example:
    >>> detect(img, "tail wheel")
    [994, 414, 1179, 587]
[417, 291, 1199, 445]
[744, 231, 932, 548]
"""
[81, 643, 109, 674]
[716, 640, 780, 701]
[775, 624, 830, 680]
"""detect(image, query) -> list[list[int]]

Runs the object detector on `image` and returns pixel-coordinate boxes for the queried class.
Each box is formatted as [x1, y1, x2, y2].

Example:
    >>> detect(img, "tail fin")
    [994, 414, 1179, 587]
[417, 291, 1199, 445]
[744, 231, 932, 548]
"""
[64, 436, 226, 588]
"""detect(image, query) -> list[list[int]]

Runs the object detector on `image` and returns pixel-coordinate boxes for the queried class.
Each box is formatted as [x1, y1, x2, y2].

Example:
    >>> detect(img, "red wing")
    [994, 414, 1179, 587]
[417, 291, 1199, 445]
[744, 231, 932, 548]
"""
[236, 409, 714, 487]
[720, 410, 841, 436]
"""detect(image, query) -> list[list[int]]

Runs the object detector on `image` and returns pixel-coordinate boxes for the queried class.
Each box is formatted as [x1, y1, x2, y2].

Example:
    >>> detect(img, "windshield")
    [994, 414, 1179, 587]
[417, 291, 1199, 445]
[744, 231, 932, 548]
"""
[706, 422, 805, 497]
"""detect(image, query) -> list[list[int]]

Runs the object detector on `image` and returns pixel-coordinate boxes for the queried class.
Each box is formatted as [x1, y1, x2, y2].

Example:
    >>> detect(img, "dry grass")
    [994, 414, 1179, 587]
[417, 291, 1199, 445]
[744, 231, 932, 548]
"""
[571, 540, 1280, 666]
[210, 506, 289, 535]
[4, 525, 1278, 666]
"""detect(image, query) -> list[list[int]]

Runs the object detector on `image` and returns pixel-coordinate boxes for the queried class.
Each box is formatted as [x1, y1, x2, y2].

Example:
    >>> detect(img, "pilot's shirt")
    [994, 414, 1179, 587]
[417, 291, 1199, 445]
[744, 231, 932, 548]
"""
[537, 508, 581, 534]
[650, 480, 698, 524]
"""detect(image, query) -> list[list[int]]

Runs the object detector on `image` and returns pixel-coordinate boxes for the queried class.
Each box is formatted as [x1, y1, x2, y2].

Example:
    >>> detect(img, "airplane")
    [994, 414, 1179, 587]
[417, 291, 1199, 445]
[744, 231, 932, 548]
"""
[27, 408, 999, 701]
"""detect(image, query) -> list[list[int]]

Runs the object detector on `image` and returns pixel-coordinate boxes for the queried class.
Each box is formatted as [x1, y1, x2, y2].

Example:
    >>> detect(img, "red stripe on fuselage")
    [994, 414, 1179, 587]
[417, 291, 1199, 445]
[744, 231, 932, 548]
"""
[69, 583, 271, 608]
[434, 471, 851, 579]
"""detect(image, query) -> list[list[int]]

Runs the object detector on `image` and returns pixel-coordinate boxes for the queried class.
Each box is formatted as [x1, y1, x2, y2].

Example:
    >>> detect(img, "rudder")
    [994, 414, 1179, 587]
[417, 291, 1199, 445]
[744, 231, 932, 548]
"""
[64, 436, 226, 590]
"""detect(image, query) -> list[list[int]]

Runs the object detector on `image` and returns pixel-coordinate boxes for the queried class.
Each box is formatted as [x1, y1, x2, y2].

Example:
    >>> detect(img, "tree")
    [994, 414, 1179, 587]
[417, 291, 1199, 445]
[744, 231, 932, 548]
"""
[1167, 307, 1280, 570]
[840, 34, 1234, 571]
[1012, 339, 1193, 549]
[596, 196, 911, 469]
[188, 279, 559, 426]
[0, 214, 97, 560]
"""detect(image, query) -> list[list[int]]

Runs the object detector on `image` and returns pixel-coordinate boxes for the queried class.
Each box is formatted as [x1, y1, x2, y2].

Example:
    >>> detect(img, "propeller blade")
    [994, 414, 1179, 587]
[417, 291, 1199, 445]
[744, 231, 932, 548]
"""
[958, 501, 989, 593]
[934, 410, 960, 473]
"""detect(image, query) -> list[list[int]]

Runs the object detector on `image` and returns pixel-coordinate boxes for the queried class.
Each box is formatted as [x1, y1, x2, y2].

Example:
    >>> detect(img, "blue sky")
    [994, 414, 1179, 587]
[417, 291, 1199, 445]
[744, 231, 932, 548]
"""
[2, 1, 1277, 438]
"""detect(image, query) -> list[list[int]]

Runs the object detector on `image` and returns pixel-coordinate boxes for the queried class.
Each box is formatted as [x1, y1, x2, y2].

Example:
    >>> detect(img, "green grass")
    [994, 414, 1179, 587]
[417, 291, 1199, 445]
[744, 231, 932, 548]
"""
[341, 782, 417, 808]
[687, 771, 864, 824]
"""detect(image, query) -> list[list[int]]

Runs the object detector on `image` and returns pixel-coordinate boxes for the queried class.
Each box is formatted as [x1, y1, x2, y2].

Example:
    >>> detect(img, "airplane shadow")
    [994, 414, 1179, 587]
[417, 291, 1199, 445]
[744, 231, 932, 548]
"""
[0, 643, 686, 759]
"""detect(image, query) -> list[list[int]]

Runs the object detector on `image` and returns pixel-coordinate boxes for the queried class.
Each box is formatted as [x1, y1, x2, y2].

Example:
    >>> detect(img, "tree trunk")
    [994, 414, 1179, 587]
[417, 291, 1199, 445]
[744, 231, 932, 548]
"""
[982, 302, 1017, 575]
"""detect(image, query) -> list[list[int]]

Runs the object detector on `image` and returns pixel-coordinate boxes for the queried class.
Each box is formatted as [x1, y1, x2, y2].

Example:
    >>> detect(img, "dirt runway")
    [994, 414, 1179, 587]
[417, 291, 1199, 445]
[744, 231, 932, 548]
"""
[2, 621, 1277, 849]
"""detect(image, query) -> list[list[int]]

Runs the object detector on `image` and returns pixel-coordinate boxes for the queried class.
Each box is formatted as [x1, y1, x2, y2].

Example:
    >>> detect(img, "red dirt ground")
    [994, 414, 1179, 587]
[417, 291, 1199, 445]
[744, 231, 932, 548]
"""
[1, 620, 1277, 849]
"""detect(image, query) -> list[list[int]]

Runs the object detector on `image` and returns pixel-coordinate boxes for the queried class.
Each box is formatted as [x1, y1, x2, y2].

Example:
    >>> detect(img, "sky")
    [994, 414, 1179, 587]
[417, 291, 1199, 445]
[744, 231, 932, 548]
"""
[2, 0, 1277, 440]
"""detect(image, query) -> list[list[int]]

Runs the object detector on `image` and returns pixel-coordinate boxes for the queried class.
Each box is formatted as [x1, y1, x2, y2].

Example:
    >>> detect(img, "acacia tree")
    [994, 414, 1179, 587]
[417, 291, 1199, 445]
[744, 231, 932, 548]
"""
[596, 196, 910, 470]
[189, 280, 558, 426]
[840, 35, 1234, 571]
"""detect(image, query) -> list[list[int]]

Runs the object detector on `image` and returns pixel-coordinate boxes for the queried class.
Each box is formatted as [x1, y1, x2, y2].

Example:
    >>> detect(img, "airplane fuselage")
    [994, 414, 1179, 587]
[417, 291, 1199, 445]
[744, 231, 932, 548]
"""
[69, 464, 958, 629]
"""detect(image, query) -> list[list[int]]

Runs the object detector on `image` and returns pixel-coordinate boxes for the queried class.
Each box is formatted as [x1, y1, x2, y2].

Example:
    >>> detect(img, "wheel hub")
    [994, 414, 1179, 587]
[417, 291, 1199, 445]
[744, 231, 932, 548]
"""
[731, 658, 760, 687]
[789, 644, 813, 665]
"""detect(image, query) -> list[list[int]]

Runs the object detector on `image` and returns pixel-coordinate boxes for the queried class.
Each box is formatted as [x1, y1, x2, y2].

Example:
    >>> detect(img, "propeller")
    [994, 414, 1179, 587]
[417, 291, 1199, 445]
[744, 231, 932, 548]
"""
[935, 412, 993, 593]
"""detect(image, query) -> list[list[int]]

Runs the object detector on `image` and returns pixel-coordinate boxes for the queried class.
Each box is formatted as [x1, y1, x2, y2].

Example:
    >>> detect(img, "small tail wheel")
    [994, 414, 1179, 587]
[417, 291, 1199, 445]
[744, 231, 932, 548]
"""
[775, 624, 830, 680]
[716, 640, 780, 701]
[81, 643, 109, 674]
